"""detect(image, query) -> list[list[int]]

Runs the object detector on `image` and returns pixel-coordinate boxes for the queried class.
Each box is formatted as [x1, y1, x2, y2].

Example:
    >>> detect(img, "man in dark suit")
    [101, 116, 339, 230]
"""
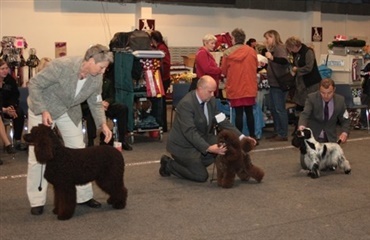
[298, 78, 350, 171]
[298, 78, 350, 143]
[159, 75, 256, 182]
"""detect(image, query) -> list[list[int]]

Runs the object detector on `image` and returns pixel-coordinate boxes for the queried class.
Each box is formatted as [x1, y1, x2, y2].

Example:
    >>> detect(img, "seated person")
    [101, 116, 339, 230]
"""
[0, 59, 27, 151]
[81, 76, 132, 151]
[0, 116, 17, 165]
[0, 85, 16, 166]
[356, 55, 370, 129]
[159, 75, 256, 182]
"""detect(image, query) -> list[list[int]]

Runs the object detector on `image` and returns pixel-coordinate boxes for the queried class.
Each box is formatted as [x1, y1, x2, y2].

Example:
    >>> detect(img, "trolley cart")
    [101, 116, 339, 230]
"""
[113, 50, 165, 144]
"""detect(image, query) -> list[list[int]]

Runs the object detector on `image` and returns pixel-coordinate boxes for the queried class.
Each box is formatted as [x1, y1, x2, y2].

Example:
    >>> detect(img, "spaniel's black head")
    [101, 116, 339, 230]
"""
[296, 128, 313, 139]
[291, 128, 313, 154]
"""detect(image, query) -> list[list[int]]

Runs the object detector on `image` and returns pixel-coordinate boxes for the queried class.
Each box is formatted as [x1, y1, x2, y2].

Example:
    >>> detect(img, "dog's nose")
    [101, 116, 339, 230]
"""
[23, 133, 33, 143]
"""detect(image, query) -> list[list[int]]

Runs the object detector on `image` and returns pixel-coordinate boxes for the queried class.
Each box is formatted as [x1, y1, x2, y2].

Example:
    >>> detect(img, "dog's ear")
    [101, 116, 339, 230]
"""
[291, 135, 307, 154]
[32, 127, 54, 164]
[299, 144, 307, 155]
[241, 138, 254, 153]
[291, 135, 300, 148]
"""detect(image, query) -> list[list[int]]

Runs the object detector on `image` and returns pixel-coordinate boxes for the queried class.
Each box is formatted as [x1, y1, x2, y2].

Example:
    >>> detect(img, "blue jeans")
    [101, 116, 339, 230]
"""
[269, 87, 288, 138]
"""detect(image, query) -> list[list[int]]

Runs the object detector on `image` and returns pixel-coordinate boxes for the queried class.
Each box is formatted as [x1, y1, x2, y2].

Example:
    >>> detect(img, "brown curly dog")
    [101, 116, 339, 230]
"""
[23, 124, 128, 220]
[215, 129, 265, 188]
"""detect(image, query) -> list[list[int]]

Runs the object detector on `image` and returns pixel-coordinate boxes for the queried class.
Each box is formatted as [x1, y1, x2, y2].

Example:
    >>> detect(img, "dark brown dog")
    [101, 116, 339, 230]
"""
[24, 124, 128, 220]
[215, 129, 265, 188]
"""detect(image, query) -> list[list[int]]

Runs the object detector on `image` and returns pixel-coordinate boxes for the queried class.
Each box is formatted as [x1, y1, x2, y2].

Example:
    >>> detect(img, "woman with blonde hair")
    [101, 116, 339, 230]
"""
[194, 34, 222, 96]
[263, 30, 290, 141]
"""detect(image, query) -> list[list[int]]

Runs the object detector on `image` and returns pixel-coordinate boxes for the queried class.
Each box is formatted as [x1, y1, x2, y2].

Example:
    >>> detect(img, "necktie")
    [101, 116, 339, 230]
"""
[200, 102, 205, 110]
[200, 102, 209, 124]
[324, 102, 329, 121]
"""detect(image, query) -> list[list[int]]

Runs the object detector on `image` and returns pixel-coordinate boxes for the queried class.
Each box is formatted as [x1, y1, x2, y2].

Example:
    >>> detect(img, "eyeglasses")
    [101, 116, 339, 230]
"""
[88, 50, 110, 59]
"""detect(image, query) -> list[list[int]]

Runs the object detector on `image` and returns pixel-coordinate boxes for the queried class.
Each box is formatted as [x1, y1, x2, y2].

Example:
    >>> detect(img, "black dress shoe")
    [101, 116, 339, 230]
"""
[159, 155, 171, 177]
[15, 142, 28, 151]
[31, 206, 44, 215]
[5, 144, 16, 154]
[122, 141, 133, 151]
[79, 198, 102, 208]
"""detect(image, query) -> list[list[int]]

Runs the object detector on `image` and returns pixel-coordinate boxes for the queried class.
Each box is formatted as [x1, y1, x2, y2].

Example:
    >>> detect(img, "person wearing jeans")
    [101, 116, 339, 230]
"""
[268, 87, 289, 140]
[263, 30, 290, 141]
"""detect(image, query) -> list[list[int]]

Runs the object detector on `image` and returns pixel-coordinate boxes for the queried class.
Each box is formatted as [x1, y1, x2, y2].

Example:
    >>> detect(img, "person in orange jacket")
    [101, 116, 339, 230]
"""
[221, 28, 258, 141]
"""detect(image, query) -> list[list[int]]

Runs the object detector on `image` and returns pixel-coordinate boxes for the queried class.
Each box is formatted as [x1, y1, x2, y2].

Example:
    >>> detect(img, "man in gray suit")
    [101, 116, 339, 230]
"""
[298, 78, 350, 170]
[160, 75, 256, 182]
[27, 44, 113, 215]
[298, 78, 350, 143]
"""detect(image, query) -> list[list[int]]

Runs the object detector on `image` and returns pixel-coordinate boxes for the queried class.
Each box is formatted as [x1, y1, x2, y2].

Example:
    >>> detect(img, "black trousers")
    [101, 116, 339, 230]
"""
[83, 103, 129, 143]
[234, 105, 255, 138]
[3, 106, 25, 141]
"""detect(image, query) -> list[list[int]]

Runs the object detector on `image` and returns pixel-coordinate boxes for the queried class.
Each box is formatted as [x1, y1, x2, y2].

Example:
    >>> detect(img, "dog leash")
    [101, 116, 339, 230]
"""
[37, 124, 61, 192]
[209, 163, 216, 183]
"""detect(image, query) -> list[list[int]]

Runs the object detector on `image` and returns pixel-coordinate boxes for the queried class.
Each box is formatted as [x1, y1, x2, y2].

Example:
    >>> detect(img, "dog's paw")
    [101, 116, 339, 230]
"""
[344, 169, 351, 174]
[310, 173, 319, 179]
[57, 214, 73, 221]
[112, 202, 126, 209]
[310, 164, 320, 178]
[221, 179, 234, 188]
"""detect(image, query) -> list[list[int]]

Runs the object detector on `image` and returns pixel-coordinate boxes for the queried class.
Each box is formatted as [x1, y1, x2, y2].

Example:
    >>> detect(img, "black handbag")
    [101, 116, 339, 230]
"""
[271, 64, 295, 92]
[189, 60, 198, 91]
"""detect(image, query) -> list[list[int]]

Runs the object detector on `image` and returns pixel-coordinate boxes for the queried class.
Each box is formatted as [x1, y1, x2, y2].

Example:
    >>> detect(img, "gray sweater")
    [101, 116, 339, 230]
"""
[28, 56, 106, 127]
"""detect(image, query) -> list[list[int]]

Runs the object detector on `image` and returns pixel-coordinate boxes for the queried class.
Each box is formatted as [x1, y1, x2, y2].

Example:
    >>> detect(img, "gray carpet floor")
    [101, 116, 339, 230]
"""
[1, 124, 370, 240]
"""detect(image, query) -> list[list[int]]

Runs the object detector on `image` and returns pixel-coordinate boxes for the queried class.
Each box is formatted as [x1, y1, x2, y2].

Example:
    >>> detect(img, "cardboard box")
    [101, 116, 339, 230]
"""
[182, 54, 196, 68]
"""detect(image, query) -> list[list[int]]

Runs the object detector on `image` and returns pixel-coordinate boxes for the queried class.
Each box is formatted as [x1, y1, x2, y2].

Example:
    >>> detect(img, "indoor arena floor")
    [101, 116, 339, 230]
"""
[1, 123, 370, 240]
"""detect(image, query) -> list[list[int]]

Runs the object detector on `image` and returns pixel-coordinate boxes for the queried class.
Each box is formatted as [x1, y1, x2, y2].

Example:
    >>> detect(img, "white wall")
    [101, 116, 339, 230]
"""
[1, 0, 369, 61]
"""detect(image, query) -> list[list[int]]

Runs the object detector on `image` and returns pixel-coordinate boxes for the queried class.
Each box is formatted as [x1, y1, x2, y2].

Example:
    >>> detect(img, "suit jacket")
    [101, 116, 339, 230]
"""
[167, 90, 241, 159]
[298, 91, 350, 142]
[28, 56, 106, 127]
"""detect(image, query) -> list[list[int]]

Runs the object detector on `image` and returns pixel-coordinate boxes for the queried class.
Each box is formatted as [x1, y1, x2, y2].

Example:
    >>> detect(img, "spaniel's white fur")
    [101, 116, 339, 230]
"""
[291, 128, 351, 178]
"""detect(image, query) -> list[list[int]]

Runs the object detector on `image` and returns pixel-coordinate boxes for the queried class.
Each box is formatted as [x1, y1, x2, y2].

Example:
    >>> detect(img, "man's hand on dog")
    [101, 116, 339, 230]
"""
[298, 125, 348, 143]
[338, 132, 348, 143]
[207, 144, 227, 155]
[243, 136, 257, 146]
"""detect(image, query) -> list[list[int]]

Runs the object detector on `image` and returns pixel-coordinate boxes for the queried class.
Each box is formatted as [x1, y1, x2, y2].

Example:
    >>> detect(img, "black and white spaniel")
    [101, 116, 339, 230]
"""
[291, 128, 351, 178]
